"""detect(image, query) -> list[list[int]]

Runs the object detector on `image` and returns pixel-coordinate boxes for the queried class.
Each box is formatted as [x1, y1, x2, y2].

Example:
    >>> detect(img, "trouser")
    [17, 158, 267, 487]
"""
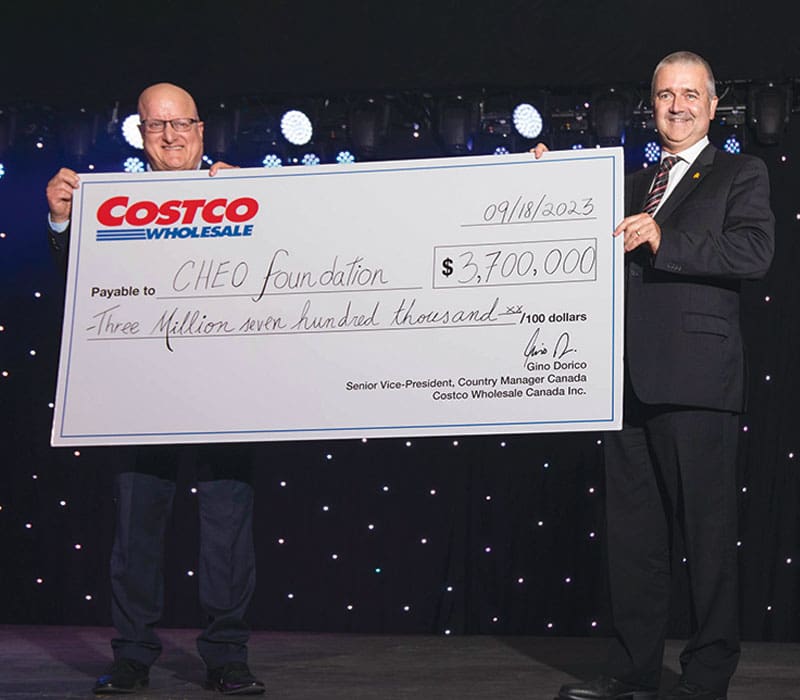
[110, 444, 256, 668]
[603, 398, 740, 695]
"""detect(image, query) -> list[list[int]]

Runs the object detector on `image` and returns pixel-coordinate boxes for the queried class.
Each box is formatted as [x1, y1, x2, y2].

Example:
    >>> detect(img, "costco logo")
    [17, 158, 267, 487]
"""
[95, 196, 259, 241]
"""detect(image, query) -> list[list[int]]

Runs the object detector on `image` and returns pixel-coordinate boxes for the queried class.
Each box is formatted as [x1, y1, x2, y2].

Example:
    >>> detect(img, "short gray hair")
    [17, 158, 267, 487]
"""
[651, 51, 716, 99]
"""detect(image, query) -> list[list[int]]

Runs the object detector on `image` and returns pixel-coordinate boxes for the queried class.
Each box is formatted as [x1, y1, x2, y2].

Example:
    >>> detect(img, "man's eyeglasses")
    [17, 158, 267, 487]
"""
[140, 118, 200, 133]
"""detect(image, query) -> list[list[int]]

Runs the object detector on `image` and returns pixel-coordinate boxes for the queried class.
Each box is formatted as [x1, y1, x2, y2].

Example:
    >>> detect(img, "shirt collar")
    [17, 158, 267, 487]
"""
[663, 136, 709, 167]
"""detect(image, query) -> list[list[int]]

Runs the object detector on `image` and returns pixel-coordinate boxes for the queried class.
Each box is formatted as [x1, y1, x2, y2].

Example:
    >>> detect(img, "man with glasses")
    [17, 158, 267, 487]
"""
[46, 83, 265, 696]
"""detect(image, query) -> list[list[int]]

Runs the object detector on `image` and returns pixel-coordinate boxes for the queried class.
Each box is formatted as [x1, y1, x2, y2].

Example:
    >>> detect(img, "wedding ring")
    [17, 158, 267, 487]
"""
[635, 230, 641, 237]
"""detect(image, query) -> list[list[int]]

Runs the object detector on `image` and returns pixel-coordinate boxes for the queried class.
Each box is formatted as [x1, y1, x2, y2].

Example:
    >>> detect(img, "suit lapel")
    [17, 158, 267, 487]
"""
[654, 143, 716, 223]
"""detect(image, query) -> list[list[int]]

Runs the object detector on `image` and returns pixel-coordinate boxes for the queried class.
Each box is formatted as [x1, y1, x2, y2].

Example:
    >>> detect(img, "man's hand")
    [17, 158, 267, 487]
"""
[46, 168, 80, 223]
[613, 213, 662, 254]
[209, 161, 238, 176]
[529, 143, 549, 159]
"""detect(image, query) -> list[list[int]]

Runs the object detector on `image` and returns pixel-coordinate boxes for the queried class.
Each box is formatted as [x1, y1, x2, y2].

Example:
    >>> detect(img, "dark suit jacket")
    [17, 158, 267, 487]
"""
[625, 143, 774, 413]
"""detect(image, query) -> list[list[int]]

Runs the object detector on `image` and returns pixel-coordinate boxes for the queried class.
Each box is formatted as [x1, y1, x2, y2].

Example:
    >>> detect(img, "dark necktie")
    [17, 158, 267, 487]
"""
[643, 155, 679, 215]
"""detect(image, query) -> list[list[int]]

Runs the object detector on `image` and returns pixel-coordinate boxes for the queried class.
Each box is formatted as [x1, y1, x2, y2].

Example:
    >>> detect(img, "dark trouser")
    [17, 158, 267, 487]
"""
[110, 445, 256, 669]
[603, 399, 740, 695]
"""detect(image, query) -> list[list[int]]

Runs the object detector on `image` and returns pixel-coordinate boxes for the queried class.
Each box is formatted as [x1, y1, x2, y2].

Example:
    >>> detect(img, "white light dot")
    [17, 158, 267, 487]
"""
[74, 544, 82, 550]
[374, 567, 382, 573]
[499, 441, 506, 447]
[737, 541, 742, 547]
[565, 577, 572, 583]
[48, 402, 54, 409]
[543, 462, 550, 469]
[538, 521, 544, 527]
[742, 425, 749, 432]
[29, 350, 36, 356]
[36, 142, 44, 150]
[765, 295, 771, 302]
[287, 593, 295, 599]
[32, 474, 38, 480]
[368, 523, 375, 530]
[36, 578, 43, 584]
[765, 375, 771, 381]
[322, 505, 330, 512]
[742, 487, 748, 493]
[517, 577, 525, 584]
[485, 495, 492, 501]
[85, 594, 93, 601]
[403, 605, 411, 612]
[187, 570, 195, 577]
[767, 605, 772, 611]
[492, 616, 499, 623]
[361, 437, 368, 443]
[346, 604, 354, 611]
[25, 523, 32, 529]
[331, 553, 338, 560]
[430, 489, 437, 496]
[588, 487, 595, 494]
[277, 538, 285, 545]
[682, 557, 687, 563]
[59, 500, 66, 507]
[789, 453, 795, 459]
[34, 291, 42, 298]
[596, 439, 603, 445]
[326, 453, 333, 460]
[589, 531, 596, 538]
[787, 558, 793, 564]
[484, 546, 492, 553]
[1, 371, 8, 378]
[73, 450, 81, 457]
[452, 440, 459, 447]
[0, 325, 4, 331]
[382, 485, 389, 492]
[591, 621, 598, 628]
[446, 585, 453, 592]
[405, 441, 412, 447]
[280, 481, 287, 487]
[546, 622, 554, 629]
[190, 487, 197, 494]
[421, 538, 428, 544]
[444, 629, 451, 635]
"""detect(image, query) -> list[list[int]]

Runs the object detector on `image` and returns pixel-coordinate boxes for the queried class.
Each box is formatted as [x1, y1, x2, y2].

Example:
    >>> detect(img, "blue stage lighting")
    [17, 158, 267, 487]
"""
[123, 156, 145, 173]
[336, 150, 356, 164]
[571, 143, 585, 150]
[262, 154, 283, 168]
[121, 114, 143, 149]
[723, 135, 742, 154]
[644, 141, 661, 163]
[0, 163, 5, 180]
[301, 153, 321, 166]
[493, 145, 510, 155]
[280, 110, 313, 146]
[512, 103, 543, 139]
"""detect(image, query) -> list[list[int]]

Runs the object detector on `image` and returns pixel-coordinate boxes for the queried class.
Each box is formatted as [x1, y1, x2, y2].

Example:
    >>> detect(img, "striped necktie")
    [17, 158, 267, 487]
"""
[643, 155, 679, 215]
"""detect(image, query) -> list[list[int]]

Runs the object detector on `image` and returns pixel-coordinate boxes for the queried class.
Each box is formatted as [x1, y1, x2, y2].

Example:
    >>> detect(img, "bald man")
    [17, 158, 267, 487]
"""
[46, 83, 265, 696]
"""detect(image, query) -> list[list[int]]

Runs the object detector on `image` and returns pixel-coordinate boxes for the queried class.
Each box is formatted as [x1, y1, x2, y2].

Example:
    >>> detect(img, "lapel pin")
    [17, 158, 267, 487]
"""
[692, 172, 700, 179]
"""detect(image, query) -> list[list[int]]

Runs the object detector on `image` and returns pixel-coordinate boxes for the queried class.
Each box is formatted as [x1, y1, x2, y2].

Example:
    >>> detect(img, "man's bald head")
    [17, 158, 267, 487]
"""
[137, 82, 204, 171]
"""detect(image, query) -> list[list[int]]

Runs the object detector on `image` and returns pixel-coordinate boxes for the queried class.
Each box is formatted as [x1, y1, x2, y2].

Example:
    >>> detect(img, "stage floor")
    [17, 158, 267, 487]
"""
[0, 626, 797, 699]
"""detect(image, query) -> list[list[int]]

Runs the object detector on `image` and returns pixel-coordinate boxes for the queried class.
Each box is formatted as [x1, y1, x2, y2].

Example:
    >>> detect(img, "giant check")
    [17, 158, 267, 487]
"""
[52, 148, 624, 446]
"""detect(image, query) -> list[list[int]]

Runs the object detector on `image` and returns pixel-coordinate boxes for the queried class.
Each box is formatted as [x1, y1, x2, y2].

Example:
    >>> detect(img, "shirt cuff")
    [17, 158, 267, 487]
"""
[48, 215, 69, 233]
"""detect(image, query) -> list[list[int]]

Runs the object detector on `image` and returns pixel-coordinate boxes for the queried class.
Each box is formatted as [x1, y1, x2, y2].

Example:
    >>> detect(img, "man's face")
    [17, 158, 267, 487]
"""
[138, 86, 204, 171]
[652, 62, 718, 153]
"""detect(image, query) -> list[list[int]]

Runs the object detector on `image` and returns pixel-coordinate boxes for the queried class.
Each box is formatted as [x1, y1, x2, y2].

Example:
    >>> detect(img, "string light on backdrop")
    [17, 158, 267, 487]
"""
[724, 135, 742, 154]
[336, 150, 356, 164]
[301, 153, 321, 166]
[0, 162, 5, 179]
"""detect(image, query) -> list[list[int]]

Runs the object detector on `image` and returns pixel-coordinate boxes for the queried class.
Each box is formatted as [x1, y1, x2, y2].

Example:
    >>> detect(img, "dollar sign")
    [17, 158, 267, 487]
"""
[442, 257, 454, 277]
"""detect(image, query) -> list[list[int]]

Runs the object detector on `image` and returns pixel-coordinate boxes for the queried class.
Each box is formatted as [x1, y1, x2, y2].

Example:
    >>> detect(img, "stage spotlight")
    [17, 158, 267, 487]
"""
[644, 141, 661, 163]
[748, 83, 791, 145]
[723, 135, 742, 154]
[336, 150, 356, 164]
[494, 145, 510, 155]
[0, 163, 5, 180]
[591, 91, 629, 146]
[204, 106, 238, 159]
[262, 154, 283, 168]
[512, 103, 543, 139]
[62, 109, 98, 162]
[438, 97, 478, 155]
[123, 156, 145, 173]
[348, 99, 390, 159]
[301, 153, 321, 166]
[280, 110, 313, 146]
[121, 114, 143, 149]
[571, 143, 585, 150]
